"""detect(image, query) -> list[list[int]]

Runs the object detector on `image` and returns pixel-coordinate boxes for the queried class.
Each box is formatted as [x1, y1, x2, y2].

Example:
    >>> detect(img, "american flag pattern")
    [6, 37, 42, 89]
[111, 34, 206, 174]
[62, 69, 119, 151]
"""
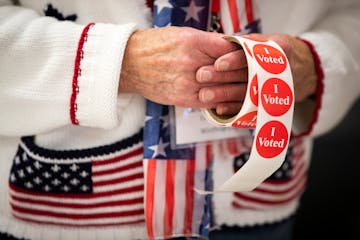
[144, 0, 263, 239]
[229, 137, 307, 209]
[9, 130, 145, 227]
[144, 1, 215, 239]
[144, 102, 213, 239]
[218, 0, 261, 35]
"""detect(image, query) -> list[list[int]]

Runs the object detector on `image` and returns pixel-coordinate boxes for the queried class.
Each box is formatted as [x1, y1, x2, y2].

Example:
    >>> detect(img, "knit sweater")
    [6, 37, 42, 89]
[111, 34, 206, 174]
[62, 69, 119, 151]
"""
[0, 0, 359, 240]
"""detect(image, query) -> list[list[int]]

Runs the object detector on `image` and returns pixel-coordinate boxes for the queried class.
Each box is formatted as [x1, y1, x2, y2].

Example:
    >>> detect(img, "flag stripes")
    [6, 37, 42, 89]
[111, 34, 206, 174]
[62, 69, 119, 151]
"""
[9, 132, 145, 227]
[232, 139, 307, 209]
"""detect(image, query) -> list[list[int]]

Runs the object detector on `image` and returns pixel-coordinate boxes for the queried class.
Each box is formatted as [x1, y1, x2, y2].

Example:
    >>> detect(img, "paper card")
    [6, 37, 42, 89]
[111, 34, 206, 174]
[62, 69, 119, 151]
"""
[173, 106, 248, 146]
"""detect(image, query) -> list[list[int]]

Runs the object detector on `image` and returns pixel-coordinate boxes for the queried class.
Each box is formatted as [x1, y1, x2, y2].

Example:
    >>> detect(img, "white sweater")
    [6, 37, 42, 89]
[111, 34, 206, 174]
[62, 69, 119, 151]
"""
[0, 0, 359, 240]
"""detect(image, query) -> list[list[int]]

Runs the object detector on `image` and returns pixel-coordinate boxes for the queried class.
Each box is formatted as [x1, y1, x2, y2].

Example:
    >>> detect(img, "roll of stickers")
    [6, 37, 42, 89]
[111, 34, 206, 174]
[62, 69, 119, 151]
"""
[200, 36, 294, 193]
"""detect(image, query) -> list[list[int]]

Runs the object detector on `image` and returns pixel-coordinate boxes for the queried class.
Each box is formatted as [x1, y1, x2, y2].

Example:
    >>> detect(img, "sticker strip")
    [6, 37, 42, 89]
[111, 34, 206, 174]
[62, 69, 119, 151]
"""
[199, 36, 294, 193]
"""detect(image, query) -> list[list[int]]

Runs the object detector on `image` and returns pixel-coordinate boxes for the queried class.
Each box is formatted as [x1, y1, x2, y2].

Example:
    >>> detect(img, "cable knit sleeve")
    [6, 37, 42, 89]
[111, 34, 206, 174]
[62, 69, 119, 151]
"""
[293, 1, 360, 137]
[0, 5, 136, 136]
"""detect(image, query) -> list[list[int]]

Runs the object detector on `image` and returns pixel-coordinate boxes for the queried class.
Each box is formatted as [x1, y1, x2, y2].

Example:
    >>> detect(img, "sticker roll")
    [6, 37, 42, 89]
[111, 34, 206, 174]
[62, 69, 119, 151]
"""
[199, 36, 294, 193]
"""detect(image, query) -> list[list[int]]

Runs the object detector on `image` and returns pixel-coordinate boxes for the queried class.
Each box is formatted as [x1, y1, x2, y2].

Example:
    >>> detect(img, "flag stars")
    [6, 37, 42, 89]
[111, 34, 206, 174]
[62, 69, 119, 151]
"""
[181, 0, 205, 23]
[235, 159, 244, 168]
[51, 164, 61, 173]
[70, 178, 80, 186]
[43, 171, 52, 179]
[275, 171, 283, 179]
[17, 169, 25, 178]
[22, 152, 28, 161]
[80, 170, 89, 178]
[52, 178, 61, 186]
[15, 156, 21, 165]
[155, 0, 173, 14]
[25, 181, 33, 189]
[148, 137, 169, 158]
[26, 166, 34, 174]
[160, 115, 169, 129]
[10, 149, 92, 194]
[62, 185, 70, 192]
[81, 185, 89, 192]
[61, 172, 70, 179]
[33, 161, 42, 169]
[70, 163, 79, 172]
[145, 115, 153, 123]
[10, 173, 16, 182]
[43, 185, 51, 192]
[33, 176, 42, 185]
[282, 162, 289, 170]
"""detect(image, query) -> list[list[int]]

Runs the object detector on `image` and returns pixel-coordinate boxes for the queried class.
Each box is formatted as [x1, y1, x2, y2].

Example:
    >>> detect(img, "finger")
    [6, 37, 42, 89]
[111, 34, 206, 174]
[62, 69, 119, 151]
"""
[198, 32, 239, 59]
[215, 102, 243, 115]
[196, 65, 248, 84]
[199, 83, 247, 104]
[214, 49, 248, 71]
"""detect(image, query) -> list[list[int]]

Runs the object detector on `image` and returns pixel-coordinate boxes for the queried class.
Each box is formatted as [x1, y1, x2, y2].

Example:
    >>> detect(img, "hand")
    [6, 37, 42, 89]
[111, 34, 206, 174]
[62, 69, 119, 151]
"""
[196, 34, 318, 115]
[119, 26, 238, 108]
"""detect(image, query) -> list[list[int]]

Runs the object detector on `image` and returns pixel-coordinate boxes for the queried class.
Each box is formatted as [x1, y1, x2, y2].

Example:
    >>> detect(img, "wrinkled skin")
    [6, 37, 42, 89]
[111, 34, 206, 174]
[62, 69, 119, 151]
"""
[119, 27, 317, 115]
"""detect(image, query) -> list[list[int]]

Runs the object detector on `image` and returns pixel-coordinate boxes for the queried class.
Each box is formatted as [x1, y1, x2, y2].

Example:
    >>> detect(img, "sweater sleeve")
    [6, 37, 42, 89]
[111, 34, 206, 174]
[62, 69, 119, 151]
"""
[0, 5, 136, 136]
[292, 1, 360, 137]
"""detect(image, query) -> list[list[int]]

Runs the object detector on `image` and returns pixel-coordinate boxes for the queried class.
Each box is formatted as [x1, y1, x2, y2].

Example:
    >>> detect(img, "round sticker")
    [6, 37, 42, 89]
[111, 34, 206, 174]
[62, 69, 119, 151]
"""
[249, 75, 258, 106]
[232, 111, 257, 128]
[253, 44, 287, 74]
[256, 121, 289, 158]
[261, 78, 293, 116]
[243, 42, 253, 58]
[242, 36, 268, 42]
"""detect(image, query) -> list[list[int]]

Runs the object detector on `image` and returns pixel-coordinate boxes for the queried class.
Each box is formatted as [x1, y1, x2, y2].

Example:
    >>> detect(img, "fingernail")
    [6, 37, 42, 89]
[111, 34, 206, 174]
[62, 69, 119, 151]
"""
[201, 90, 215, 102]
[217, 61, 229, 71]
[200, 69, 212, 82]
[217, 106, 228, 115]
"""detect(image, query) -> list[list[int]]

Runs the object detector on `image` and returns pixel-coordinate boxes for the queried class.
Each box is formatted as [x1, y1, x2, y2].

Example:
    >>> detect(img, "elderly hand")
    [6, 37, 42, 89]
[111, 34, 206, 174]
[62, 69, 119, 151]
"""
[196, 34, 318, 115]
[119, 26, 238, 108]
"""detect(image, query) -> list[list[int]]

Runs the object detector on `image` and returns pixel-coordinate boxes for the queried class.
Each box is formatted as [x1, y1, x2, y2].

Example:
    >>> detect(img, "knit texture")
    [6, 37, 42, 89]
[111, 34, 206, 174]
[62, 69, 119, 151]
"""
[1, 1, 360, 240]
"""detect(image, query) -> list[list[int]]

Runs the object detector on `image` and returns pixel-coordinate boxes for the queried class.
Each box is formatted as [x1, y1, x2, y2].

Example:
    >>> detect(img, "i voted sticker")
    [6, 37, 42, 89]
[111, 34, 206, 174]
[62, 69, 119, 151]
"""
[261, 78, 293, 116]
[256, 120, 289, 158]
[200, 36, 294, 193]
[253, 44, 287, 74]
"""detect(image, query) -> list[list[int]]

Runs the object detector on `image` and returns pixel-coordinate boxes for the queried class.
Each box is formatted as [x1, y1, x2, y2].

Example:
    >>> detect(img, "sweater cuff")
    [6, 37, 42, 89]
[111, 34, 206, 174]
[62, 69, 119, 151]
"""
[70, 22, 136, 129]
[291, 37, 324, 138]
[293, 31, 359, 137]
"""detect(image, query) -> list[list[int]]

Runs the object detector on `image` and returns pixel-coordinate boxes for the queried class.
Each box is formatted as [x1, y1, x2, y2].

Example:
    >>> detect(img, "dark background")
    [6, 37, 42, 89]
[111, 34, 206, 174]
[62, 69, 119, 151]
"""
[293, 99, 360, 240]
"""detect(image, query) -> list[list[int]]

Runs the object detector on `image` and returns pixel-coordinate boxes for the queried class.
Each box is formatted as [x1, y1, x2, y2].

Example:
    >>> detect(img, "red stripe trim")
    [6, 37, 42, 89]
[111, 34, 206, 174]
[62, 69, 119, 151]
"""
[10, 204, 144, 219]
[183, 160, 195, 235]
[293, 38, 325, 138]
[262, 160, 305, 185]
[145, 160, 156, 240]
[233, 179, 306, 205]
[93, 160, 143, 176]
[93, 172, 144, 187]
[70, 23, 95, 125]
[164, 161, 176, 237]
[244, 42, 253, 58]
[244, 0, 254, 23]
[227, 0, 240, 33]
[212, 0, 220, 12]
[226, 139, 240, 156]
[232, 201, 252, 209]
[11, 195, 143, 209]
[9, 183, 143, 198]
[13, 214, 144, 227]
[250, 174, 306, 195]
[93, 147, 143, 166]
[146, 0, 153, 11]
